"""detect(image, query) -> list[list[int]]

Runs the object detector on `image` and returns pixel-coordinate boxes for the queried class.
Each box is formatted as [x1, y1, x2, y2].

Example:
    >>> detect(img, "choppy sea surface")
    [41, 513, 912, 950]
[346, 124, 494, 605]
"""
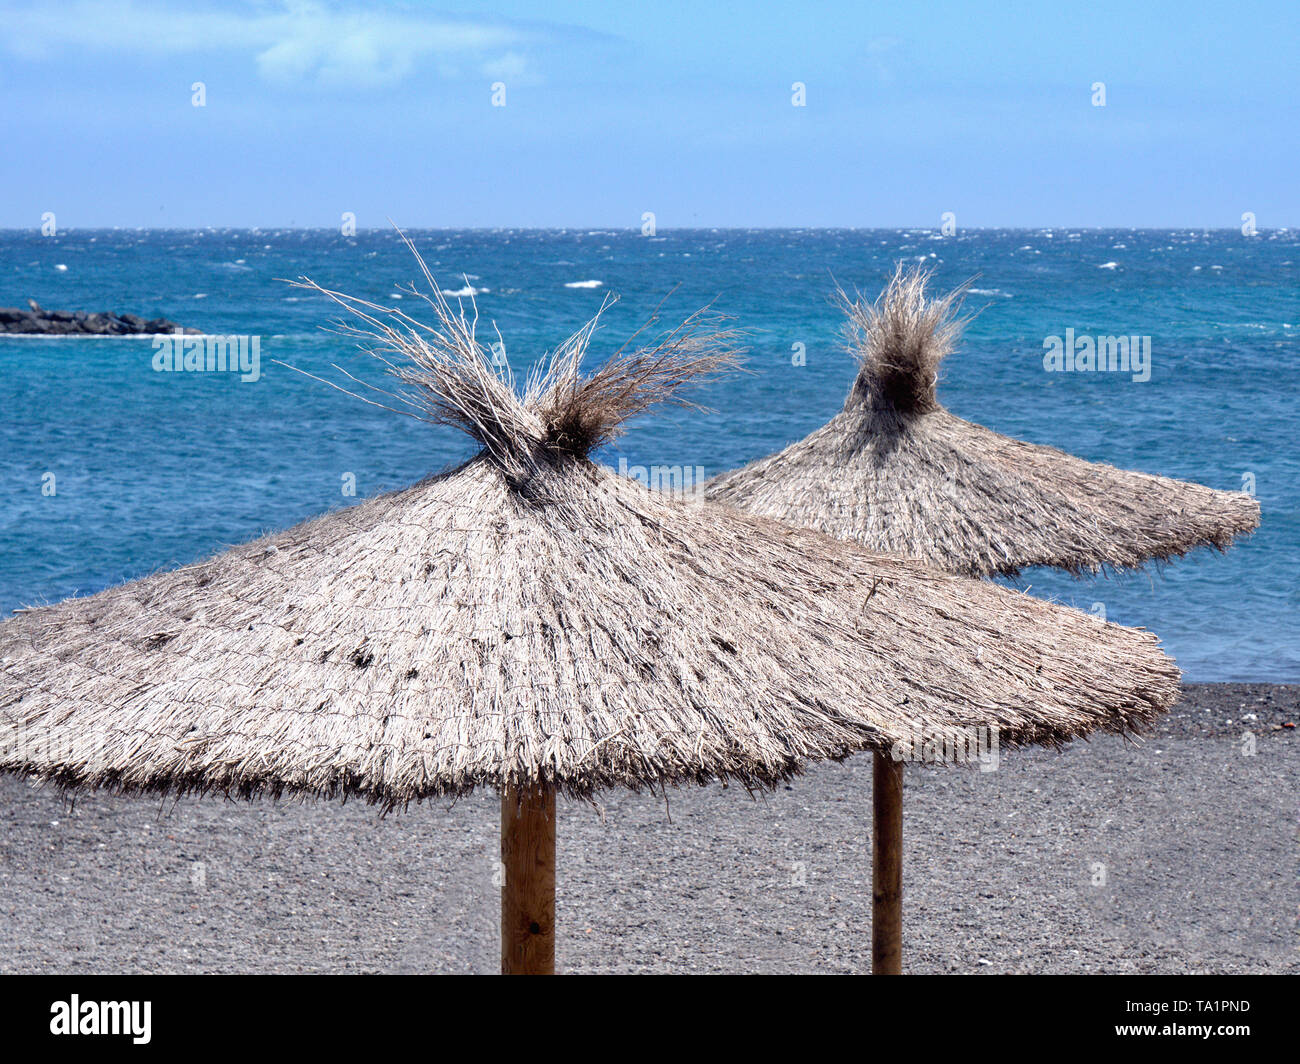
[1, 228, 1296, 681]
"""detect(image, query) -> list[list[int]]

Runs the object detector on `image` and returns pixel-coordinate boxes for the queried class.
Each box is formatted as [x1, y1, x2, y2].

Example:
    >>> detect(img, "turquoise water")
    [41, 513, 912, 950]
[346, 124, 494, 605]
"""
[1, 228, 1296, 680]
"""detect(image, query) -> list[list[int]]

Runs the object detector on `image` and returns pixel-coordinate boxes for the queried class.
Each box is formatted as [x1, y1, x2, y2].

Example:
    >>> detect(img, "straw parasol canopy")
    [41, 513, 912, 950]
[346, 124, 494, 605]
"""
[0, 281, 1179, 805]
[705, 264, 1260, 578]
[0, 245, 1180, 973]
[0, 256, 1182, 804]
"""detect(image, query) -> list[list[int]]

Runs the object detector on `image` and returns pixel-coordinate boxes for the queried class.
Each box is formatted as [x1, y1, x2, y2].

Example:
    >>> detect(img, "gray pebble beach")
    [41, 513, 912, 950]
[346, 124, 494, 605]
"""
[2, 683, 1294, 974]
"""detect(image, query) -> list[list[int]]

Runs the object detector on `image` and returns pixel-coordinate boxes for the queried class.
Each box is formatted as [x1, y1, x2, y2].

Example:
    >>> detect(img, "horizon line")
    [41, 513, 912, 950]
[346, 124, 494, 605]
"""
[1, 225, 1292, 234]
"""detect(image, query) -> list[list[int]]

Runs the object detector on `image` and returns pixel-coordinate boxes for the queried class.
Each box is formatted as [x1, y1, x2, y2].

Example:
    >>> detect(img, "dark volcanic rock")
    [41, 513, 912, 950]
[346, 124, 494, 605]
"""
[0, 304, 201, 335]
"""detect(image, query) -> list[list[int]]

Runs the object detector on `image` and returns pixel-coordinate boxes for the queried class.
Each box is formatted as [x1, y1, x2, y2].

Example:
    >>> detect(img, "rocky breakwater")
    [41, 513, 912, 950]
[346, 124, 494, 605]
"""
[0, 301, 201, 335]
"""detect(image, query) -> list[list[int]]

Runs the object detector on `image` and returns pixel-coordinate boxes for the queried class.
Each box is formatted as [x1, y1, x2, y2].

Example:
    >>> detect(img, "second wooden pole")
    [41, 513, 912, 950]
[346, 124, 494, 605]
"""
[872, 751, 903, 974]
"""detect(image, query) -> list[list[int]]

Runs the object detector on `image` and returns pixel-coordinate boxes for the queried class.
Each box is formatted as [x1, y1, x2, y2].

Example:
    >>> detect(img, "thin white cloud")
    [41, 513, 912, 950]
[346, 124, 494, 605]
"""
[482, 51, 530, 83]
[1, 0, 545, 87]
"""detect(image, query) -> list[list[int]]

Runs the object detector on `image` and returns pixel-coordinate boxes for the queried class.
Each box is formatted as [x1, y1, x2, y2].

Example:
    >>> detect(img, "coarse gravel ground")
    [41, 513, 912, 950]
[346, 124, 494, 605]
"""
[0, 683, 1295, 974]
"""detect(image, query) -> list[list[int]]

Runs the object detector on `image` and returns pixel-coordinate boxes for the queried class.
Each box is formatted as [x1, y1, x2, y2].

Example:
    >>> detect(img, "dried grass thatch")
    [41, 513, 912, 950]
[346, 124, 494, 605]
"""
[706, 264, 1260, 577]
[0, 250, 1180, 808]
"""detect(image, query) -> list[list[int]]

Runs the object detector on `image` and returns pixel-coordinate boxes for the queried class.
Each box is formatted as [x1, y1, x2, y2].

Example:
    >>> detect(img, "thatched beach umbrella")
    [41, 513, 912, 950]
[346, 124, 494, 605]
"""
[706, 264, 1259, 577]
[0, 253, 1180, 974]
[706, 264, 1258, 972]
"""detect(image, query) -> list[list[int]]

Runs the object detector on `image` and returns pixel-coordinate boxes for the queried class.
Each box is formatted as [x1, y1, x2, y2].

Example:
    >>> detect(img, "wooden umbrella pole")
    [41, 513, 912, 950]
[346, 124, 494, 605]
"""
[872, 751, 903, 974]
[501, 783, 556, 975]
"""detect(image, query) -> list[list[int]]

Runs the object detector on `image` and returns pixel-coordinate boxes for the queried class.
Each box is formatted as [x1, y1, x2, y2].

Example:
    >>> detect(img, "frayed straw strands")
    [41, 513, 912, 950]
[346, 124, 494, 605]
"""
[706, 263, 1260, 577]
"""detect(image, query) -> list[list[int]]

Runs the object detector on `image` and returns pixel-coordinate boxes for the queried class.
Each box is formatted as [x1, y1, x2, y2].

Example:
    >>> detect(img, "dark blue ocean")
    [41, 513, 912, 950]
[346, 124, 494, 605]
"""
[2, 229, 1296, 681]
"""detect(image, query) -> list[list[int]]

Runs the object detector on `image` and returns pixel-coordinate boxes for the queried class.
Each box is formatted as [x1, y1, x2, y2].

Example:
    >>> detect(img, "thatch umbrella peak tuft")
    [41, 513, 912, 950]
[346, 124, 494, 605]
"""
[841, 263, 967, 416]
[707, 264, 1260, 577]
[284, 246, 743, 486]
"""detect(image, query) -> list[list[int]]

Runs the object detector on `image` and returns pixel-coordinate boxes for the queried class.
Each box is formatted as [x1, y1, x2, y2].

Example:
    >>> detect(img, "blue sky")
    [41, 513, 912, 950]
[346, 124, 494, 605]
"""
[0, 0, 1295, 227]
